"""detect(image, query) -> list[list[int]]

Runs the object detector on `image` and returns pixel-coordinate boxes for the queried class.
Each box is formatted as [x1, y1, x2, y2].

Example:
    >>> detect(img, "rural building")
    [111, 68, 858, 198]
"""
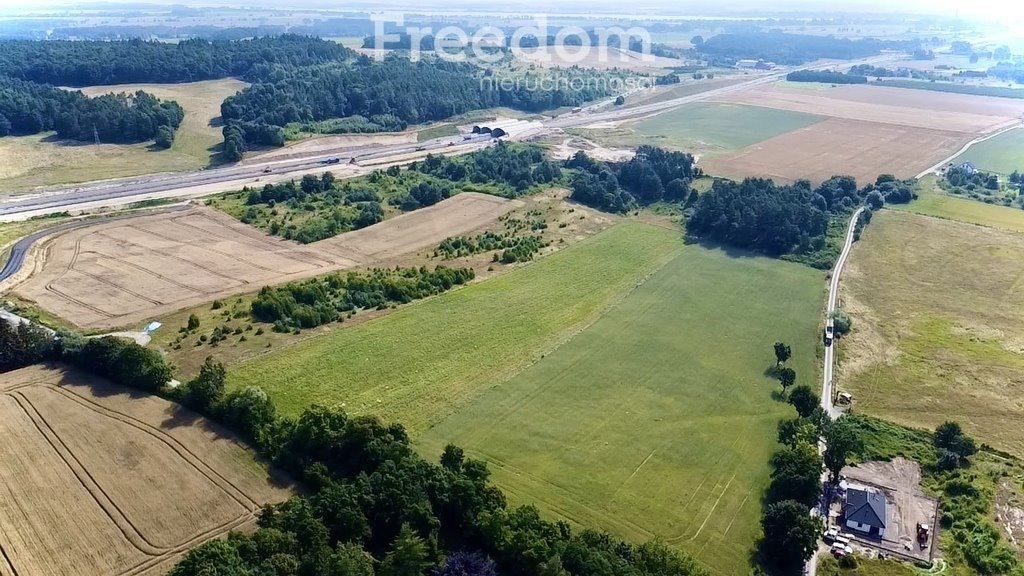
[843, 487, 887, 537]
[736, 59, 759, 68]
[959, 161, 978, 175]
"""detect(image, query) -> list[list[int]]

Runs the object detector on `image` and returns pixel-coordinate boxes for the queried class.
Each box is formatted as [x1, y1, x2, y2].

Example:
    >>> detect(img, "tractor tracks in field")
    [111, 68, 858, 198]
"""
[0, 382, 265, 576]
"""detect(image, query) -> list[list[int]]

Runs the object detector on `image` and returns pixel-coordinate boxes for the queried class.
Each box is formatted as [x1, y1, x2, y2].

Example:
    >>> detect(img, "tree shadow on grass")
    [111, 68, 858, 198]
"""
[683, 236, 773, 260]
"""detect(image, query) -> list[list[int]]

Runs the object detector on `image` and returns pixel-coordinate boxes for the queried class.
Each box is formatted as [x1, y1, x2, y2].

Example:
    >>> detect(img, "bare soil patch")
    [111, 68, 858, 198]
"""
[840, 458, 939, 562]
[9, 193, 517, 329]
[699, 118, 969, 184]
[0, 364, 291, 576]
[248, 132, 417, 163]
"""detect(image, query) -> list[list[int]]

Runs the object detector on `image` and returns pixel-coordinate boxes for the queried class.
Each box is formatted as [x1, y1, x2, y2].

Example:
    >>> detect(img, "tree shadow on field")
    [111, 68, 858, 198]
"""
[770, 389, 788, 403]
[764, 364, 781, 379]
[683, 236, 767, 260]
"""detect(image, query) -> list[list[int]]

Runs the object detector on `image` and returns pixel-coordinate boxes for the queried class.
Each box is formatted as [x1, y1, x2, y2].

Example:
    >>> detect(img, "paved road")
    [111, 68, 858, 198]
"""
[0, 55, 896, 222]
[821, 207, 864, 417]
[0, 205, 190, 283]
[806, 206, 864, 576]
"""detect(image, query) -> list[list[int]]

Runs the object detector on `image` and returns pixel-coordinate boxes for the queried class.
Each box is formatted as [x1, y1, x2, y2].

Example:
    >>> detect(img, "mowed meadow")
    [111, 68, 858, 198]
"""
[231, 221, 826, 574]
[229, 222, 684, 432]
[419, 245, 824, 575]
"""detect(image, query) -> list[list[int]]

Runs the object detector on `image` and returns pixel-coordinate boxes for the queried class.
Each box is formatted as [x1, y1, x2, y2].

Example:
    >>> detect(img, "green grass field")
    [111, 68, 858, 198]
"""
[417, 245, 825, 575]
[417, 123, 459, 142]
[633, 102, 824, 154]
[950, 127, 1024, 175]
[874, 79, 1024, 99]
[891, 177, 1024, 233]
[841, 209, 1024, 457]
[577, 102, 824, 157]
[229, 222, 683, 432]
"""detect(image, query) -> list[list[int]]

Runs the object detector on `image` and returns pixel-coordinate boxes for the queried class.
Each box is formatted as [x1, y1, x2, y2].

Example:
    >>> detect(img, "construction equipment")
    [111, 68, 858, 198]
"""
[917, 523, 930, 547]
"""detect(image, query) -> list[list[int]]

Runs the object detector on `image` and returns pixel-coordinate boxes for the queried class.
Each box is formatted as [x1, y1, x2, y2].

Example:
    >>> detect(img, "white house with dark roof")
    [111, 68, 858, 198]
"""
[843, 487, 886, 538]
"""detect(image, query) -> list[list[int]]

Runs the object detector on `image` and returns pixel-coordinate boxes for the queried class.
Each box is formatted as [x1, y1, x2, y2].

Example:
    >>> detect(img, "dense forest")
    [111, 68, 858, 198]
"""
[696, 32, 917, 65]
[0, 36, 351, 86]
[785, 70, 868, 84]
[564, 146, 700, 212]
[0, 76, 184, 143]
[686, 174, 914, 258]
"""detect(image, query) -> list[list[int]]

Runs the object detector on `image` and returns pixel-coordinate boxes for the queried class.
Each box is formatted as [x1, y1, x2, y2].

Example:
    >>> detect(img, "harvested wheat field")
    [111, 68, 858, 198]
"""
[701, 82, 1024, 183]
[9, 193, 517, 329]
[0, 364, 291, 576]
[699, 118, 968, 184]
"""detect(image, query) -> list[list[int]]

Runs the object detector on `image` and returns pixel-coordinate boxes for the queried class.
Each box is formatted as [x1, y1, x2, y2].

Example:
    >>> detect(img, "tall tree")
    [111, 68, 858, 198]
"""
[773, 341, 792, 365]
[760, 499, 822, 571]
[778, 367, 796, 392]
[787, 385, 819, 418]
[823, 417, 862, 483]
[379, 524, 432, 576]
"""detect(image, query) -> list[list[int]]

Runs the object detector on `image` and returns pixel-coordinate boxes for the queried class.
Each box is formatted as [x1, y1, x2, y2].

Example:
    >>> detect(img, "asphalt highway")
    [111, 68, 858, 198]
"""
[0, 55, 896, 222]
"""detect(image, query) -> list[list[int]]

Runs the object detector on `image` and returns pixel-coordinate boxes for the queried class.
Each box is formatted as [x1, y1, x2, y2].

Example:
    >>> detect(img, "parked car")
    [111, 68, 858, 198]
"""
[823, 529, 839, 543]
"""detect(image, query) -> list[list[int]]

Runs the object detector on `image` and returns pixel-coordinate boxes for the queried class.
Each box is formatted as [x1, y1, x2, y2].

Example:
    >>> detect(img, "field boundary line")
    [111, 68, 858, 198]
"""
[47, 384, 260, 511]
[7, 391, 166, 555]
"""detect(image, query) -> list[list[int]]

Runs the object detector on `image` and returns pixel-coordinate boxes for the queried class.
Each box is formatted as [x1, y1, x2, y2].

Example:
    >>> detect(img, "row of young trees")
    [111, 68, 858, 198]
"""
[250, 266, 475, 330]
[436, 231, 545, 263]
[413, 143, 563, 194]
[0, 77, 184, 143]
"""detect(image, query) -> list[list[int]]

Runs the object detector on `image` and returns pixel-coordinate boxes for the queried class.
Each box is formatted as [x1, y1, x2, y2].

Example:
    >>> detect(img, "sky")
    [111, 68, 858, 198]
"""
[0, 0, 1021, 22]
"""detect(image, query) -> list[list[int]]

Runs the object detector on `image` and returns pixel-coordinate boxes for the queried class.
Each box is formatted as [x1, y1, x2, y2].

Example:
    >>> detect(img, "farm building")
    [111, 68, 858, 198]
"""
[959, 161, 978, 175]
[843, 487, 887, 537]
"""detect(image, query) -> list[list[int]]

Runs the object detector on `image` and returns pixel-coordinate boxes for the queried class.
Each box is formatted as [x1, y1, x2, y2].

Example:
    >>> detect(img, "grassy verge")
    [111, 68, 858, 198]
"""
[228, 222, 682, 430]
[417, 244, 825, 575]
[874, 79, 1024, 99]
[417, 123, 459, 142]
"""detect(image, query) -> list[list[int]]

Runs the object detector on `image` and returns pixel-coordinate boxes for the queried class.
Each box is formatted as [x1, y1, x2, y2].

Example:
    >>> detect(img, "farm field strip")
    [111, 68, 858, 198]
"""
[0, 365, 290, 576]
[417, 244, 825, 575]
[229, 222, 683, 433]
[891, 185, 1024, 233]
[710, 83, 1024, 134]
[9, 193, 516, 329]
[699, 117, 968, 184]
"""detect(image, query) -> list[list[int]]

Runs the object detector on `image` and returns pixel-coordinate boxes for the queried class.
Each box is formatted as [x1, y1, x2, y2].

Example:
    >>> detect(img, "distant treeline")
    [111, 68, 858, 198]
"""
[0, 36, 350, 86]
[785, 70, 867, 84]
[0, 76, 183, 143]
[696, 32, 918, 65]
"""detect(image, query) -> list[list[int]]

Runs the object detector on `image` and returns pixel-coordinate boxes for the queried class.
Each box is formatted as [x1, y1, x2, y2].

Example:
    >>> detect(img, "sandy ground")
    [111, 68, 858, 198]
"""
[247, 132, 418, 163]
[840, 458, 939, 562]
[699, 117, 971, 184]
[548, 137, 636, 162]
[0, 364, 291, 576]
[9, 193, 518, 329]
